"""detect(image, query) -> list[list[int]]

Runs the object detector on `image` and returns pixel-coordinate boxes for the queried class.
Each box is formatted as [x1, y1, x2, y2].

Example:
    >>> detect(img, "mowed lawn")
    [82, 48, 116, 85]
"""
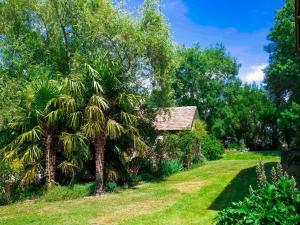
[0, 151, 280, 225]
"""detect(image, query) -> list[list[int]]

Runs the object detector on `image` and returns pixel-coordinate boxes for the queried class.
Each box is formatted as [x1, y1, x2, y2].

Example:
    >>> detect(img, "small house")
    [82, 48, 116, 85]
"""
[153, 106, 199, 132]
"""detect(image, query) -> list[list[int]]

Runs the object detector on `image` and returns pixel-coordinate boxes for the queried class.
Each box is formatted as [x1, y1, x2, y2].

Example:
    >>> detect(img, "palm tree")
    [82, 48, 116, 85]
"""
[2, 81, 60, 188]
[55, 58, 147, 195]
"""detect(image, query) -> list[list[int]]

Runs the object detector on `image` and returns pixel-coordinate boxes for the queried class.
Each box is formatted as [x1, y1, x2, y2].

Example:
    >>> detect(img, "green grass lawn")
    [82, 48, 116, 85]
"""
[0, 151, 280, 225]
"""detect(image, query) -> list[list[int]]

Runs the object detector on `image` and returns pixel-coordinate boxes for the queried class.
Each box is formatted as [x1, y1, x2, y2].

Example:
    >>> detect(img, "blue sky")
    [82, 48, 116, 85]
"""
[128, 0, 284, 83]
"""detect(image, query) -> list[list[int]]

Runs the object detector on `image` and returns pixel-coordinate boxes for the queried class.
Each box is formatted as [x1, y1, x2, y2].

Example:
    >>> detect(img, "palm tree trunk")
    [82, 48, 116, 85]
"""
[94, 136, 106, 195]
[45, 134, 55, 189]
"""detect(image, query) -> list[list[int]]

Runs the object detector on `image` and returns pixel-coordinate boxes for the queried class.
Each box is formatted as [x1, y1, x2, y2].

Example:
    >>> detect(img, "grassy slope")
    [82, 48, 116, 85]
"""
[0, 151, 280, 225]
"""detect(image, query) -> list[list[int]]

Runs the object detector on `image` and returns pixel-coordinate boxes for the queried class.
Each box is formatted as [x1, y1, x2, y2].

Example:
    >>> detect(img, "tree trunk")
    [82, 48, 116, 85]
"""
[45, 134, 56, 189]
[94, 136, 106, 195]
[194, 141, 202, 162]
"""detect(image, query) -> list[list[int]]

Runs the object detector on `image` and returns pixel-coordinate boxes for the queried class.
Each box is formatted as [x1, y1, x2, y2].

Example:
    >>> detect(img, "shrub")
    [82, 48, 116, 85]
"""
[157, 159, 183, 177]
[202, 135, 224, 160]
[140, 172, 156, 181]
[228, 142, 240, 150]
[238, 139, 249, 152]
[129, 174, 142, 185]
[42, 182, 96, 202]
[0, 161, 22, 205]
[104, 181, 117, 193]
[215, 163, 300, 225]
[228, 140, 249, 152]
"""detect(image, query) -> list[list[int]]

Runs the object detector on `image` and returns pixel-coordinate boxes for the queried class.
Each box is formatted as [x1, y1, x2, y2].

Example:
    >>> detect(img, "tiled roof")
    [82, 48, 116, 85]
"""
[153, 106, 198, 131]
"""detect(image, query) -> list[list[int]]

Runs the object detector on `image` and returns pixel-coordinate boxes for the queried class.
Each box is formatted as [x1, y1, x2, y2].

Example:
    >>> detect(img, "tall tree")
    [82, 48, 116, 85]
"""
[0, 0, 176, 191]
[174, 44, 278, 149]
[174, 44, 239, 122]
[140, 0, 177, 107]
[265, 0, 300, 104]
[2, 81, 60, 188]
[265, 0, 300, 148]
[53, 58, 147, 195]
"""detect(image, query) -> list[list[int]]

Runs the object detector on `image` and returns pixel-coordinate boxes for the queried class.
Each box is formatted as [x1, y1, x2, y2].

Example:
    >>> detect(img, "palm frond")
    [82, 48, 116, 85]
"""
[89, 95, 109, 110]
[106, 119, 125, 139]
[21, 145, 42, 164]
[68, 111, 83, 129]
[2, 145, 19, 162]
[119, 93, 143, 108]
[16, 126, 43, 145]
[127, 125, 139, 135]
[46, 109, 63, 125]
[85, 105, 105, 122]
[85, 64, 100, 79]
[82, 122, 103, 139]
[120, 112, 138, 126]
[8, 119, 28, 132]
[131, 134, 148, 152]
[31, 80, 60, 112]
[58, 161, 78, 176]
[64, 78, 85, 95]
[60, 132, 88, 158]
[59, 95, 77, 112]
[49, 95, 76, 112]
[20, 165, 41, 186]
[92, 80, 104, 94]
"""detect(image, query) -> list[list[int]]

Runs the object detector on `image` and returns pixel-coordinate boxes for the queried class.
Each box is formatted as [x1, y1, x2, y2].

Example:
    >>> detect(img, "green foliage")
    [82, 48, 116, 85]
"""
[104, 181, 117, 193]
[174, 44, 238, 117]
[265, 0, 300, 148]
[42, 183, 96, 202]
[174, 45, 277, 150]
[265, 0, 300, 103]
[155, 120, 208, 169]
[0, 161, 21, 205]
[0, 77, 23, 128]
[1, 80, 61, 187]
[238, 139, 250, 152]
[141, 0, 177, 107]
[157, 159, 183, 178]
[0, 0, 179, 197]
[228, 140, 249, 152]
[216, 163, 300, 225]
[202, 135, 224, 160]
[277, 102, 300, 149]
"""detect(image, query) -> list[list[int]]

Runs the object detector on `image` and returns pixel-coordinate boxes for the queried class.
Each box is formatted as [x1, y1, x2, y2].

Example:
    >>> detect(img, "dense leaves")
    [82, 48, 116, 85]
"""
[216, 163, 300, 225]
[202, 135, 224, 160]
[174, 45, 277, 150]
[265, 0, 300, 149]
[0, 0, 175, 196]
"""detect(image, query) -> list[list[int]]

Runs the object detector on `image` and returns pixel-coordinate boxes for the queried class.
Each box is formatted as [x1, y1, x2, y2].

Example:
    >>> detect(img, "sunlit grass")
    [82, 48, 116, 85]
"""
[0, 151, 280, 225]
[223, 149, 281, 160]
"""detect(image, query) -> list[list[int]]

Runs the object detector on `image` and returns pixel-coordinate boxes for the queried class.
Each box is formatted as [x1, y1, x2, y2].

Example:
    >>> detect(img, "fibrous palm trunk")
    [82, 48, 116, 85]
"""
[94, 136, 106, 195]
[45, 134, 56, 189]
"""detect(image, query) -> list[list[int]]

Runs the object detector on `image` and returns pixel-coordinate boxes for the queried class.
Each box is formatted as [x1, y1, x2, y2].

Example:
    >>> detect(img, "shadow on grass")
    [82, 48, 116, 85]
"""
[209, 162, 277, 211]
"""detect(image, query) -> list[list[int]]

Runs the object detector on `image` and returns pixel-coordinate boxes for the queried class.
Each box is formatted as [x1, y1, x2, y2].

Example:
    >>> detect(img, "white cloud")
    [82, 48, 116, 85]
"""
[241, 64, 267, 84]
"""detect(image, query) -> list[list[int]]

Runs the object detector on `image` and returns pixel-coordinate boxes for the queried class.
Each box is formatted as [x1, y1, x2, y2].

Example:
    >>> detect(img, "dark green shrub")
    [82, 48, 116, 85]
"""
[0, 161, 22, 205]
[42, 182, 96, 202]
[129, 174, 142, 185]
[140, 172, 156, 181]
[202, 135, 224, 160]
[216, 163, 300, 225]
[104, 181, 117, 193]
[154, 120, 208, 169]
[228, 142, 240, 150]
[157, 159, 183, 177]
[228, 140, 249, 152]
